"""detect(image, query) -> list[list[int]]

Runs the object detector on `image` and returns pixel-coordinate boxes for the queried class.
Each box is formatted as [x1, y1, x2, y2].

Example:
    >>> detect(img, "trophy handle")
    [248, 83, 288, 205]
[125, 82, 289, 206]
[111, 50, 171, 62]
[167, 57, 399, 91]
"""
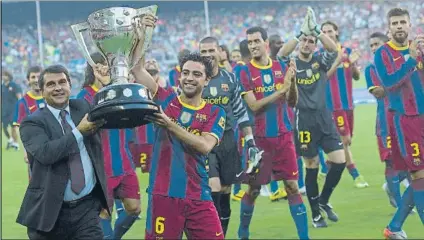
[71, 22, 96, 67]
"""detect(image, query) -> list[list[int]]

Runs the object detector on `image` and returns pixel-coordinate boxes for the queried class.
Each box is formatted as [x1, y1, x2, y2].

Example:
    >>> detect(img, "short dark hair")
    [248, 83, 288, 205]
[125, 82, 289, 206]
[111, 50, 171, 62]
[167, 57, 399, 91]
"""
[231, 49, 240, 53]
[180, 52, 214, 79]
[2, 70, 13, 81]
[246, 26, 268, 41]
[26, 66, 42, 80]
[239, 39, 251, 59]
[83, 52, 107, 88]
[387, 8, 410, 23]
[269, 34, 281, 44]
[199, 36, 219, 46]
[178, 49, 190, 64]
[370, 32, 389, 43]
[39, 64, 71, 91]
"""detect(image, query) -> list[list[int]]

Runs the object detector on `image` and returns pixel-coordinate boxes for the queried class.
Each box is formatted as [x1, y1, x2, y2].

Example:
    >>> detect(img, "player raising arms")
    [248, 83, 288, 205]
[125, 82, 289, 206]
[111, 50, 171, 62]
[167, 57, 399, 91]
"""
[76, 52, 141, 240]
[12, 66, 44, 179]
[372, 8, 424, 239]
[320, 20, 369, 188]
[279, 7, 346, 228]
[236, 26, 309, 239]
[199, 36, 255, 236]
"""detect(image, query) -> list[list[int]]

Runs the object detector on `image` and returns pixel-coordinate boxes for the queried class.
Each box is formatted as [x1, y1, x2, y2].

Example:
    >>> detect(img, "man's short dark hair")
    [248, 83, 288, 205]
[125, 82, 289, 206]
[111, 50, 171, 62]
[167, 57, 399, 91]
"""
[39, 65, 71, 91]
[83, 52, 107, 88]
[2, 70, 13, 81]
[370, 32, 389, 43]
[26, 66, 42, 80]
[199, 36, 219, 47]
[180, 52, 214, 79]
[387, 8, 410, 23]
[239, 39, 251, 59]
[246, 26, 268, 41]
[269, 34, 281, 44]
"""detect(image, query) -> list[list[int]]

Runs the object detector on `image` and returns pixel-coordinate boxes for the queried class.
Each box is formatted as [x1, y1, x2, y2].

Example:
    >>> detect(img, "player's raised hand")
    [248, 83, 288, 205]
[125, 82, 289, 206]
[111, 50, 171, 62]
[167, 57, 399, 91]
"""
[307, 7, 321, 36]
[349, 50, 361, 64]
[299, 12, 311, 37]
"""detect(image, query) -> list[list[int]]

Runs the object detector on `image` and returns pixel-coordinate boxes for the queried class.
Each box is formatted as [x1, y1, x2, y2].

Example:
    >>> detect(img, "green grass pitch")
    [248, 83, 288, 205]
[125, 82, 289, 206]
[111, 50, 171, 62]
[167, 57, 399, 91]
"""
[2, 104, 422, 239]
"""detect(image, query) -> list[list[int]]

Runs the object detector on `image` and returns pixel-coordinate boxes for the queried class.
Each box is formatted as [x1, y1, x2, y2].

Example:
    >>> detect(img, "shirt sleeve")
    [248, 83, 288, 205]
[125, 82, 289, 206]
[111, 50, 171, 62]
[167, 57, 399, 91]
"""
[320, 51, 338, 72]
[228, 71, 250, 128]
[238, 66, 254, 95]
[364, 65, 378, 92]
[13, 98, 27, 126]
[374, 46, 418, 90]
[202, 106, 226, 145]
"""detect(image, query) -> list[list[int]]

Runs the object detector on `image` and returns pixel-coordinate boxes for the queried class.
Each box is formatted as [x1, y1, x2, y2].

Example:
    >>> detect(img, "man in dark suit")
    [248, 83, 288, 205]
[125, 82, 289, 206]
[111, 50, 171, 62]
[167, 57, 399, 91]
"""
[17, 64, 109, 240]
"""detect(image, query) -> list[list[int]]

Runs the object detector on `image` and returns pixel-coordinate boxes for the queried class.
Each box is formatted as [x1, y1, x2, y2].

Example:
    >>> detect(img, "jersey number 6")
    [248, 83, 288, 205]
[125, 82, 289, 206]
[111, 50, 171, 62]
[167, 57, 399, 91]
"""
[155, 217, 165, 234]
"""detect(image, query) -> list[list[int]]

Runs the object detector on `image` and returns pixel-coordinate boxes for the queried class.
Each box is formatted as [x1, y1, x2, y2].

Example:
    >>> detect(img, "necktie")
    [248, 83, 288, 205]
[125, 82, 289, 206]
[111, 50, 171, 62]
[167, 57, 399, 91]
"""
[60, 110, 85, 194]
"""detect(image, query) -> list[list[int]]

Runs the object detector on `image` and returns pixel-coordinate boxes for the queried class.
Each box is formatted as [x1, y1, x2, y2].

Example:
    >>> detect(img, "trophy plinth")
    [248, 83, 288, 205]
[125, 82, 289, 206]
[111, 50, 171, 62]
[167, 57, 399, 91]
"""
[88, 83, 158, 129]
[71, 6, 159, 129]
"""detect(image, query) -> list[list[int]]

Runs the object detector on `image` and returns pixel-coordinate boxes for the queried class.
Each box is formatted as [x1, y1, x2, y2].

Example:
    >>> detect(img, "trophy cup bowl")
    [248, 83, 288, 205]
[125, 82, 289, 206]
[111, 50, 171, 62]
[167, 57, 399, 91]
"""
[71, 6, 159, 129]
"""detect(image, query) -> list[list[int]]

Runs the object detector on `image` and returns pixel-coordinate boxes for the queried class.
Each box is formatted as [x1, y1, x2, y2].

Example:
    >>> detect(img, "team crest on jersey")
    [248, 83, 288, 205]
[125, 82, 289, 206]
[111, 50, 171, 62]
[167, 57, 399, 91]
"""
[180, 111, 192, 124]
[196, 113, 207, 123]
[312, 62, 320, 69]
[413, 158, 421, 166]
[39, 103, 45, 108]
[343, 62, 350, 68]
[210, 87, 218, 97]
[306, 69, 313, 78]
[222, 96, 229, 105]
[417, 62, 423, 70]
[264, 74, 272, 84]
[221, 84, 229, 91]
[218, 116, 226, 129]
[274, 71, 283, 78]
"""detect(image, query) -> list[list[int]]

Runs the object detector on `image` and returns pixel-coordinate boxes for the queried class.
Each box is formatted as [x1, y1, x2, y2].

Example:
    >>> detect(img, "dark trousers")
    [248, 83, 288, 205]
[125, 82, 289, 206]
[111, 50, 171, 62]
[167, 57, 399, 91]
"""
[27, 193, 103, 240]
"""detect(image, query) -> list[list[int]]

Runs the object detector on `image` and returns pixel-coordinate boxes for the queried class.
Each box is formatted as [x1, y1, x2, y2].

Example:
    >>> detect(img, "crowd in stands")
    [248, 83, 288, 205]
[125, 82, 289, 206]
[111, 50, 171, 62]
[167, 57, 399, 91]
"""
[2, 1, 424, 94]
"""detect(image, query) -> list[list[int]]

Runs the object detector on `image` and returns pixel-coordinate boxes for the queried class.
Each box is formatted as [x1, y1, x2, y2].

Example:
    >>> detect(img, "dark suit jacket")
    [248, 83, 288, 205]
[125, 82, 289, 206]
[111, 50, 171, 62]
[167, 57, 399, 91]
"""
[16, 99, 109, 232]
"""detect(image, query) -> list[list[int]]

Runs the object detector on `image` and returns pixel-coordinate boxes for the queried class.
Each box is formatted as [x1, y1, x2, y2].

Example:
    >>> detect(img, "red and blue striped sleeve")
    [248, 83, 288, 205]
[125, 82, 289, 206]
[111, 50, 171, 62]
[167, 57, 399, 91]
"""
[13, 98, 28, 126]
[153, 86, 177, 109]
[238, 66, 253, 95]
[203, 105, 226, 144]
[365, 64, 379, 92]
[374, 46, 418, 90]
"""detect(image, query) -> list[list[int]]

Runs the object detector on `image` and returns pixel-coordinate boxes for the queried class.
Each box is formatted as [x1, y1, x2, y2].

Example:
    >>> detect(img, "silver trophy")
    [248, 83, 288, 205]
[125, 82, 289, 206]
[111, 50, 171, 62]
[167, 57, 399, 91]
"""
[71, 6, 159, 129]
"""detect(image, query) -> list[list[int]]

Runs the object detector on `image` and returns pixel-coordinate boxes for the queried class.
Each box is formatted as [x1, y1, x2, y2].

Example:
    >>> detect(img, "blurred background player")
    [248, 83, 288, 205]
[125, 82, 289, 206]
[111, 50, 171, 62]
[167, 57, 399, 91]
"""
[237, 26, 309, 239]
[219, 44, 234, 72]
[132, 49, 227, 238]
[373, 8, 424, 239]
[365, 32, 412, 211]
[280, 7, 346, 228]
[199, 36, 254, 236]
[76, 52, 141, 240]
[269, 34, 284, 61]
[168, 49, 190, 90]
[321, 21, 369, 188]
[12, 66, 44, 179]
[2, 70, 22, 150]
[231, 49, 242, 63]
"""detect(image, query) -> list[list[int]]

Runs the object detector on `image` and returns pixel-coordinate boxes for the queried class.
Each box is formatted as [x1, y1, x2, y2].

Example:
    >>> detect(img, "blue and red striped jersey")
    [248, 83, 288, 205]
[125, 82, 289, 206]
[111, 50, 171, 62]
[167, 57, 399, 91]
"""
[237, 57, 292, 137]
[76, 85, 136, 177]
[135, 123, 155, 145]
[365, 63, 390, 139]
[323, 45, 355, 111]
[149, 86, 226, 201]
[374, 41, 424, 116]
[168, 66, 181, 88]
[13, 92, 45, 126]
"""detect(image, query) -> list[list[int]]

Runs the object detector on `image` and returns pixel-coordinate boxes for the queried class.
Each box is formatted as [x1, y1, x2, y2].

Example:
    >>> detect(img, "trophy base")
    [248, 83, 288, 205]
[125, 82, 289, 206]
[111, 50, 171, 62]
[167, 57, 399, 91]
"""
[88, 83, 159, 129]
